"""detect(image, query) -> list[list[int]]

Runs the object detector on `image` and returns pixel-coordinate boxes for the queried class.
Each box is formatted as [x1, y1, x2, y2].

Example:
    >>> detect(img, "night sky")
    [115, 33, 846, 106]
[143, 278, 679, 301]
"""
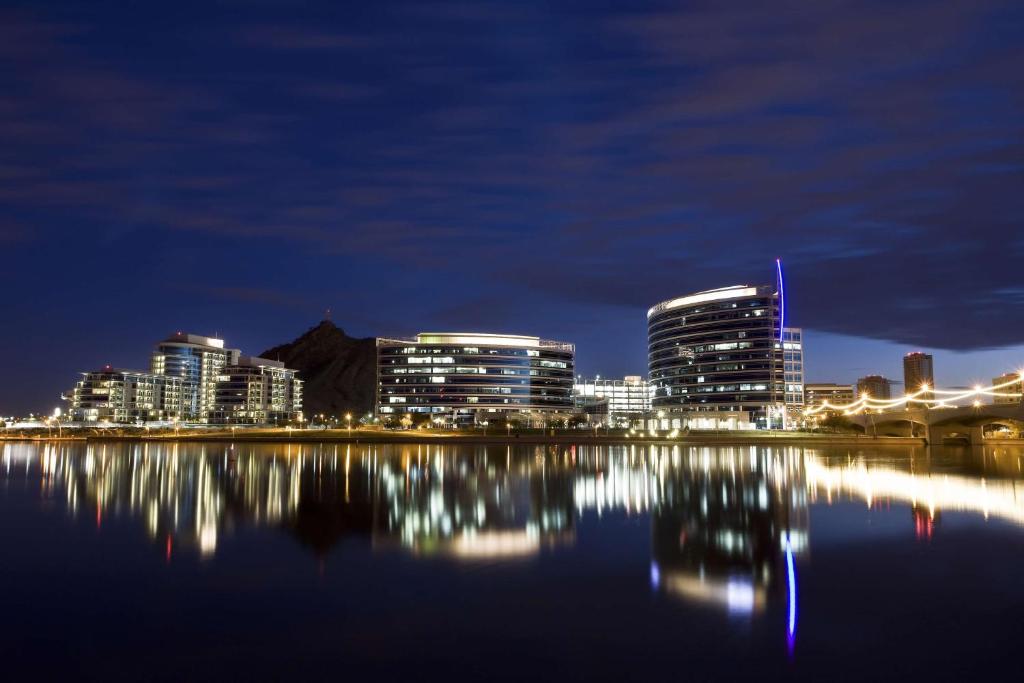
[2, 0, 1023, 414]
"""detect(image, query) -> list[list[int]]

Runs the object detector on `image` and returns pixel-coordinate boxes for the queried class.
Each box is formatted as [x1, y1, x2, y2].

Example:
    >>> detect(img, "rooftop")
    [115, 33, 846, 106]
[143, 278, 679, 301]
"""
[648, 285, 766, 318]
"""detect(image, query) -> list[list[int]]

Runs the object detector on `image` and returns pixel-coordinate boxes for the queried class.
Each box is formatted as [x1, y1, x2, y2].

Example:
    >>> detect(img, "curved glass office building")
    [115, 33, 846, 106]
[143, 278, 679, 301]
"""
[648, 285, 785, 428]
[377, 332, 575, 423]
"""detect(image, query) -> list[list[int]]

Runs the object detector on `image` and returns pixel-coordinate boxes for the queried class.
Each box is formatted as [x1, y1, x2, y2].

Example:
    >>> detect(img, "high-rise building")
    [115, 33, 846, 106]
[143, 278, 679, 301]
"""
[151, 333, 240, 421]
[648, 284, 785, 428]
[573, 375, 652, 424]
[804, 383, 855, 409]
[856, 375, 893, 401]
[377, 332, 575, 424]
[67, 367, 187, 422]
[992, 372, 1023, 405]
[903, 352, 934, 400]
[211, 356, 303, 424]
[782, 328, 804, 413]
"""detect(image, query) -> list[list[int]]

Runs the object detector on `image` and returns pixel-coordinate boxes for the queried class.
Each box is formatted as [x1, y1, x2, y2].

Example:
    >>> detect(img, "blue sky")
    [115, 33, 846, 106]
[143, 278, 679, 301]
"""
[1, 0, 1022, 413]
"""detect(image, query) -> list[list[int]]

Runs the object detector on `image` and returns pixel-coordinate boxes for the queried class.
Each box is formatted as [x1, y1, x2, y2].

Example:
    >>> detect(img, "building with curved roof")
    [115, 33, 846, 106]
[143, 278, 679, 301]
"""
[647, 284, 786, 428]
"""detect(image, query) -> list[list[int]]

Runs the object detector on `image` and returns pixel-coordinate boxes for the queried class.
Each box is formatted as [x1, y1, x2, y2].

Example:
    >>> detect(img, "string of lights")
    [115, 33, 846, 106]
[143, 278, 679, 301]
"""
[804, 371, 1024, 416]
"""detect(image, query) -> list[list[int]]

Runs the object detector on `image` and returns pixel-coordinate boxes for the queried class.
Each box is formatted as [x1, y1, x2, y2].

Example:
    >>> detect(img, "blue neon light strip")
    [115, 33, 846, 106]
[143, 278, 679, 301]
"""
[785, 533, 797, 650]
[776, 258, 785, 345]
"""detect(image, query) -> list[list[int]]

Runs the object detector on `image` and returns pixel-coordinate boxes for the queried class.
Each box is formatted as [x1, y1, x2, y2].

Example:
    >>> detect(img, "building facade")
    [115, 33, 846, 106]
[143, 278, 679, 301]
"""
[573, 375, 652, 425]
[151, 333, 241, 421]
[377, 332, 575, 424]
[67, 367, 187, 422]
[903, 352, 934, 400]
[648, 284, 785, 428]
[856, 375, 893, 401]
[66, 332, 302, 425]
[804, 383, 855, 409]
[993, 372, 1023, 405]
[210, 356, 303, 424]
[782, 328, 804, 414]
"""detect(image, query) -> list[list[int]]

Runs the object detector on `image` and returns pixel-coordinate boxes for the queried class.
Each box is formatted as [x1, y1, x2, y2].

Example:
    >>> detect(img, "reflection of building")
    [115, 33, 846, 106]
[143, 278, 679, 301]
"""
[647, 447, 807, 614]
[912, 505, 938, 541]
[992, 372, 1023, 405]
[10, 440, 1024, 581]
[376, 332, 575, 423]
[903, 352, 934, 400]
[210, 356, 303, 424]
[68, 367, 187, 422]
[856, 375, 893, 401]
[648, 284, 785, 429]
[573, 375, 652, 425]
[371, 446, 576, 558]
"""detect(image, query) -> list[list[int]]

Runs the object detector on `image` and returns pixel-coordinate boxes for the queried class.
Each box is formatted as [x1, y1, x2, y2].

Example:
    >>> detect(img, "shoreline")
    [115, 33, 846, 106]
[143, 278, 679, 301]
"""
[1, 431, 929, 447]
[3, 429, 1022, 447]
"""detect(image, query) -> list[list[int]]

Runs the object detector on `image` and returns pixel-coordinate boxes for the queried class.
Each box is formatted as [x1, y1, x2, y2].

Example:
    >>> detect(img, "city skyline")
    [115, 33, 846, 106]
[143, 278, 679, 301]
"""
[4, 308, 1024, 417]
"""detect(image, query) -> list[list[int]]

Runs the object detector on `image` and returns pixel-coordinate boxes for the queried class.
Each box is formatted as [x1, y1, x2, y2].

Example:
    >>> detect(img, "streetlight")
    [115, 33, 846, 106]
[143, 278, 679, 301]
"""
[345, 412, 352, 435]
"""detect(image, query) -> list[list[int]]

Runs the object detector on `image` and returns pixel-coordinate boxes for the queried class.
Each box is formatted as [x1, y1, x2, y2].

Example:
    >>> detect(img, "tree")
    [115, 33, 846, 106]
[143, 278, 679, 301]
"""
[409, 413, 433, 428]
[566, 413, 588, 429]
[819, 414, 855, 433]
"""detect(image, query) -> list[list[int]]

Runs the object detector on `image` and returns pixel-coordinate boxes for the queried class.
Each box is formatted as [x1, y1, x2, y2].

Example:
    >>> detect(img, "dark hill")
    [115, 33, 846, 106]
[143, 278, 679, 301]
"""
[260, 320, 376, 418]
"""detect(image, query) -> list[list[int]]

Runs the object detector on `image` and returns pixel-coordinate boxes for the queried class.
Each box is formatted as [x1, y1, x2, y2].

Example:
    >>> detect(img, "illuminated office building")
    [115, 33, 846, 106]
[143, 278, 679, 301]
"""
[376, 332, 575, 423]
[804, 383, 855, 409]
[151, 333, 241, 420]
[573, 375, 652, 424]
[647, 282, 786, 429]
[210, 356, 303, 425]
[782, 328, 804, 413]
[992, 372, 1023, 405]
[903, 352, 934, 400]
[67, 367, 187, 422]
[856, 375, 893, 401]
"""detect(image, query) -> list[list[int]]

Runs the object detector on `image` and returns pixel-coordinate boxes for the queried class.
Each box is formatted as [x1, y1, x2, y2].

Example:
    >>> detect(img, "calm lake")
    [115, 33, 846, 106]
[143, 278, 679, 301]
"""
[2, 440, 1023, 681]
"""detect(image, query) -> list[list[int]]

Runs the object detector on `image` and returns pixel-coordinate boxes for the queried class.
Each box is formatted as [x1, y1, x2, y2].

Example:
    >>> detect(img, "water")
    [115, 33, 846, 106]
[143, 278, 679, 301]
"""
[2, 441, 1023, 681]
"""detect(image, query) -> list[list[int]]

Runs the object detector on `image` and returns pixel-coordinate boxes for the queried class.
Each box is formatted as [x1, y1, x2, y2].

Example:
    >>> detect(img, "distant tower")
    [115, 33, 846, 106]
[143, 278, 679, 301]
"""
[903, 352, 934, 401]
[856, 375, 893, 401]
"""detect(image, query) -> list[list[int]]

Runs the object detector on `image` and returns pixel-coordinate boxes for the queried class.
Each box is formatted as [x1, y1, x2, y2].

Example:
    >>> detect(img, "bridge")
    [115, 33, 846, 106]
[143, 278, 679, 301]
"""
[847, 403, 1024, 444]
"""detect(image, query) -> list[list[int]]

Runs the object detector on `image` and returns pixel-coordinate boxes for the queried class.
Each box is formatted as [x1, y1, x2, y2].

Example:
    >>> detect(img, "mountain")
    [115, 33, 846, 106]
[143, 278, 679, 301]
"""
[260, 320, 377, 419]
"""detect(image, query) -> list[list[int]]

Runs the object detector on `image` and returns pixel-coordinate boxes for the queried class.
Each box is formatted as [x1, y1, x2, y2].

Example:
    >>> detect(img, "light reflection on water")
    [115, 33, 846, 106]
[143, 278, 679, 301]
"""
[2, 441, 1023, 678]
